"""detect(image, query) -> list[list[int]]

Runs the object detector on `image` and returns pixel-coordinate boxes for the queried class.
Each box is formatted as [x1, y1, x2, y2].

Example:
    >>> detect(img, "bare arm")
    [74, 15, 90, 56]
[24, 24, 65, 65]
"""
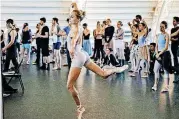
[40, 32, 48, 38]
[155, 35, 159, 56]
[170, 37, 178, 41]
[116, 29, 124, 39]
[171, 29, 179, 37]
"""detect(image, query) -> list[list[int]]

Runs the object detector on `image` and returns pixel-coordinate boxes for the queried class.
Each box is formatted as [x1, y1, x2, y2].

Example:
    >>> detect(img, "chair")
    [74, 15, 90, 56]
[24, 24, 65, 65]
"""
[2, 59, 24, 95]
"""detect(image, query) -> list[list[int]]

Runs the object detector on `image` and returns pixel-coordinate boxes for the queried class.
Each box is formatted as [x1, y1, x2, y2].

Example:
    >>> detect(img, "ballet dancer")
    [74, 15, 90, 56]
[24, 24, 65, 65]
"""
[66, 10, 128, 119]
[152, 21, 171, 92]
[2, 19, 19, 72]
[128, 23, 139, 72]
[114, 21, 125, 66]
[130, 20, 149, 78]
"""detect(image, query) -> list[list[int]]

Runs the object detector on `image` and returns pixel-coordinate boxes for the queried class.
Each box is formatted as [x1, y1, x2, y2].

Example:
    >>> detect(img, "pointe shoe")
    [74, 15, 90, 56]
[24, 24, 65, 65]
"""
[77, 106, 85, 119]
[53, 67, 61, 70]
[114, 65, 129, 73]
[102, 69, 115, 79]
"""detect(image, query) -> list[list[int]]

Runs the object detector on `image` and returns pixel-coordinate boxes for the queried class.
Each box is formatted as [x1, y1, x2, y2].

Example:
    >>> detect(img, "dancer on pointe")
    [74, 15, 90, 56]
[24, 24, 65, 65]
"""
[66, 9, 128, 118]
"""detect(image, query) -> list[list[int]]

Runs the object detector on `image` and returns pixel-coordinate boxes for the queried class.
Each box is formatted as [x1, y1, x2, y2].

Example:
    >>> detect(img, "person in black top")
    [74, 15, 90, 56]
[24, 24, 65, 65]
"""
[104, 18, 115, 49]
[149, 43, 156, 74]
[1, 30, 6, 62]
[82, 23, 92, 56]
[2, 19, 18, 72]
[21, 23, 32, 64]
[1, 30, 5, 49]
[103, 48, 120, 67]
[32, 23, 42, 65]
[171, 17, 179, 67]
[124, 42, 130, 62]
[36, 17, 50, 70]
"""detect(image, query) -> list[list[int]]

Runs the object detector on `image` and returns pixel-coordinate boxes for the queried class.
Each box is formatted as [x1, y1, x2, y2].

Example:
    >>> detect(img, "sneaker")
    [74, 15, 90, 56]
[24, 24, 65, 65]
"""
[26, 61, 30, 65]
[3, 93, 10, 97]
[40, 65, 46, 70]
[32, 61, 37, 65]
[152, 86, 157, 91]
[141, 73, 148, 78]
[53, 67, 61, 70]
[50, 61, 55, 64]
[173, 80, 179, 84]
[128, 69, 134, 72]
[130, 72, 136, 77]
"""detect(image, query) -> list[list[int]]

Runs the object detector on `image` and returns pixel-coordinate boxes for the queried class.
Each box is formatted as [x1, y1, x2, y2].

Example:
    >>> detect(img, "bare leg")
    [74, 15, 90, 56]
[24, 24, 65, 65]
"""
[67, 67, 82, 106]
[153, 60, 161, 91]
[21, 48, 25, 63]
[53, 50, 57, 69]
[84, 61, 115, 78]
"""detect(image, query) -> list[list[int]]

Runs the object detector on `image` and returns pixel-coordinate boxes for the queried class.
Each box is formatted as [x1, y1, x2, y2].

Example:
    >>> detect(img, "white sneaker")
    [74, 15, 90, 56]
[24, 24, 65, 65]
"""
[26, 61, 30, 65]
[141, 73, 148, 78]
[3, 93, 10, 97]
[152, 86, 157, 91]
[130, 72, 136, 77]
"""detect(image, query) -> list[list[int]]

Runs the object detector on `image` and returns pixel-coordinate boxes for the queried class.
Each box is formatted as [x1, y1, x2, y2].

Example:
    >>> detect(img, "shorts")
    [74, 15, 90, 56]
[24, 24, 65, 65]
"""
[41, 44, 49, 56]
[22, 43, 31, 50]
[71, 49, 90, 68]
[53, 42, 61, 50]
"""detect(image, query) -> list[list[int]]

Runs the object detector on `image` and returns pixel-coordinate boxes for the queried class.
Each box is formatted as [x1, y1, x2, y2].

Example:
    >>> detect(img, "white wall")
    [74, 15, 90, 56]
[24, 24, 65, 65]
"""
[1, 0, 72, 33]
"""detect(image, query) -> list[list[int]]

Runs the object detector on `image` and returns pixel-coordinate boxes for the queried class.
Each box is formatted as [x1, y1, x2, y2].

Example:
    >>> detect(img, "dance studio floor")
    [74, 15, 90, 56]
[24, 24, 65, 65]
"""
[3, 57, 179, 119]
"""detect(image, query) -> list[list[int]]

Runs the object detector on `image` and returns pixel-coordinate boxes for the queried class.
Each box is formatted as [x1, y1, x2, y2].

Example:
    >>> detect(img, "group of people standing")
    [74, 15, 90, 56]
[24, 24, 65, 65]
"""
[1, 2, 179, 118]
[128, 15, 179, 92]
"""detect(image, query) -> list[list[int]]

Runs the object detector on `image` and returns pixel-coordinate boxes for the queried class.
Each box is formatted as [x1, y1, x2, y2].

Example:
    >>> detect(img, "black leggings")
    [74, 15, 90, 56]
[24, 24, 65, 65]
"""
[171, 43, 179, 66]
[95, 39, 104, 60]
[16, 43, 20, 52]
[4, 50, 18, 71]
